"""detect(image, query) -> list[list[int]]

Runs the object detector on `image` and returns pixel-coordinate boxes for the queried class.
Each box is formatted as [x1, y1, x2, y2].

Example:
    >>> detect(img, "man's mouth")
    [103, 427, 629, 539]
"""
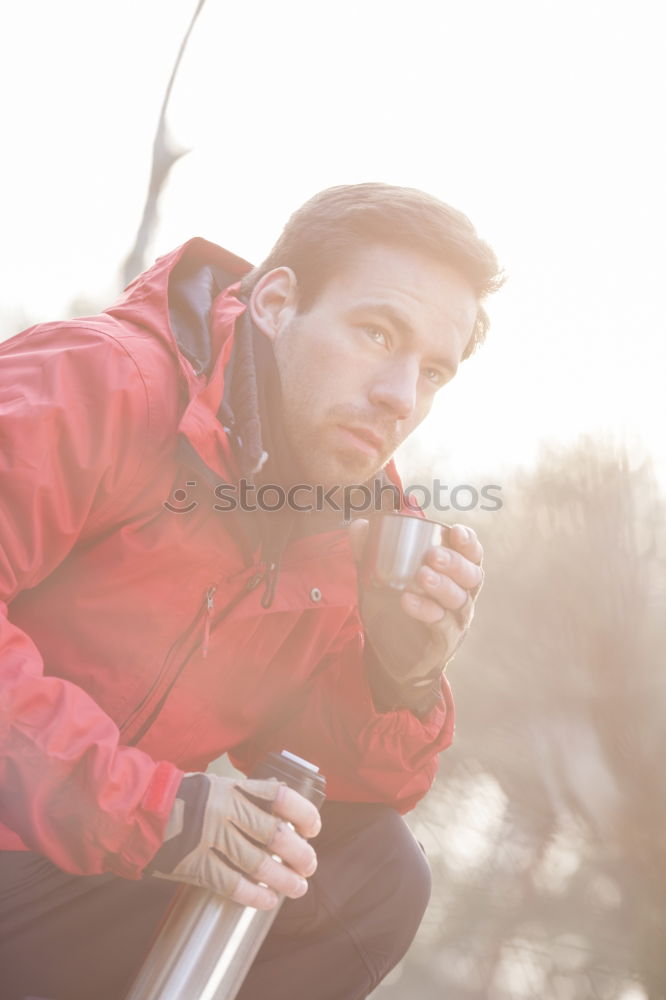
[337, 425, 385, 457]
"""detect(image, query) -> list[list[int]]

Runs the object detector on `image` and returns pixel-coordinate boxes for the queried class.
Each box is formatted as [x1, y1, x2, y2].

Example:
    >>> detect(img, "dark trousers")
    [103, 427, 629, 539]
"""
[0, 802, 431, 1000]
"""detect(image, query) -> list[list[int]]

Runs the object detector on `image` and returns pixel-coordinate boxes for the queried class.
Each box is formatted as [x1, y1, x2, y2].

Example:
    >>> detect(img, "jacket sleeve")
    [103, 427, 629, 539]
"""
[229, 612, 455, 814]
[0, 323, 183, 878]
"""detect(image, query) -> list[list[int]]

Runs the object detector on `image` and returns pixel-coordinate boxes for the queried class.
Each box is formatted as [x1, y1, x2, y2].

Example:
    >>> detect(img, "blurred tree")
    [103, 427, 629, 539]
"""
[373, 440, 666, 999]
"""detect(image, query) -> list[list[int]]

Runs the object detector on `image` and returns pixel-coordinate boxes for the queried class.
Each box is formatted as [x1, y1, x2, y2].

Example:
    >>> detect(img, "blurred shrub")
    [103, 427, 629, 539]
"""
[374, 440, 666, 999]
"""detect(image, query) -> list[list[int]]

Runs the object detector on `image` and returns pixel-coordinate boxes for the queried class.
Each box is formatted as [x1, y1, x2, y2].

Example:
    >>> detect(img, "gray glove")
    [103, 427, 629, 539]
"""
[361, 580, 478, 716]
[149, 772, 319, 909]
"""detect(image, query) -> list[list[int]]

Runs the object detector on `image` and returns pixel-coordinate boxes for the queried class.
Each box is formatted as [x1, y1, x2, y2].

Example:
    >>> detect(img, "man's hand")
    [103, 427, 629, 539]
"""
[151, 773, 320, 909]
[402, 522, 483, 651]
[351, 520, 484, 711]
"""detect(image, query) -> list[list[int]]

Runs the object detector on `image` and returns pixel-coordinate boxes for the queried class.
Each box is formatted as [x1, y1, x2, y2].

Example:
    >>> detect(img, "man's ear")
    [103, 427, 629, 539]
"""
[249, 267, 299, 342]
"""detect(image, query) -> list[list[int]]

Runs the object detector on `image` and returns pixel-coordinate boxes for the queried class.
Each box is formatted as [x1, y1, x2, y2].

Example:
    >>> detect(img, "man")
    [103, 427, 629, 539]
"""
[0, 183, 502, 999]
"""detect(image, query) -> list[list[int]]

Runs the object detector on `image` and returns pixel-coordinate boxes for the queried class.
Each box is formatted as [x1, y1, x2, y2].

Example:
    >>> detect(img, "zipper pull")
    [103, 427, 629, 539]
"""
[245, 571, 264, 592]
[202, 586, 216, 659]
[261, 560, 280, 609]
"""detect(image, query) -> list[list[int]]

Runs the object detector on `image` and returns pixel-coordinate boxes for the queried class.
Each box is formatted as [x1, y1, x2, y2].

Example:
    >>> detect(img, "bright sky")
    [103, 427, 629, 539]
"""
[2, 0, 664, 489]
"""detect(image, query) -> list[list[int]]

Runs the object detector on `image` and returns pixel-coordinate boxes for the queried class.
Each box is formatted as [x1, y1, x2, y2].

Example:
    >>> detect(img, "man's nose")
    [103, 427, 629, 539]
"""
[368, 360, 418, 420]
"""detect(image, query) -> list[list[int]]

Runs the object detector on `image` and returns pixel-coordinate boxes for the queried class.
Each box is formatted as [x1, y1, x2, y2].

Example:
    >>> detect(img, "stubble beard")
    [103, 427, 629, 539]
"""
[271, 326, 399, 488]
[282, 413, 398, 489]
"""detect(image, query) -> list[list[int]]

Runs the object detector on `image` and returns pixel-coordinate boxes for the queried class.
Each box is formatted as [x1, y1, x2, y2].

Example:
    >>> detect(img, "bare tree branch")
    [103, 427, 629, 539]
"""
[122, 0, 207, 286]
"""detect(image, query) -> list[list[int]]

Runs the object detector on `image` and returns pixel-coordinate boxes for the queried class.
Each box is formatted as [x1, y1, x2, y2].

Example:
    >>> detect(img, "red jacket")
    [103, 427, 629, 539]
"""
[0, 238, 455, 879]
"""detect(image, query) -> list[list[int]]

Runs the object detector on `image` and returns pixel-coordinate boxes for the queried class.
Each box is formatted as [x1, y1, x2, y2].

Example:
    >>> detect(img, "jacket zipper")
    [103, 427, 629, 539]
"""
[118, 589, 212, 740]
[202, 586, 216, 659]
[121, 571, 264, 746]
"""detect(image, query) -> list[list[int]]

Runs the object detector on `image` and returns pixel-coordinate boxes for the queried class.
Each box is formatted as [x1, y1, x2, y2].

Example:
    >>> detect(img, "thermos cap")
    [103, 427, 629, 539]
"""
[250, 750, 326, 810]
[281, 749, 319, 772]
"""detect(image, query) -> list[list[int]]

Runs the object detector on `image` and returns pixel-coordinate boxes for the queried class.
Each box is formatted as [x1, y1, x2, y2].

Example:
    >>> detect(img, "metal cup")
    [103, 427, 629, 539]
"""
[361, 513, 445, 591]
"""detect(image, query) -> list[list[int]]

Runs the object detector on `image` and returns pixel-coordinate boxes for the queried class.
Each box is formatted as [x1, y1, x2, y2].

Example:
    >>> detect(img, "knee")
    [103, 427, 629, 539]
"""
[280, 802, 431, 995]
[320, 801, 432, 926]
[345, 804, 431, 992]
[370, 805, 432, 932]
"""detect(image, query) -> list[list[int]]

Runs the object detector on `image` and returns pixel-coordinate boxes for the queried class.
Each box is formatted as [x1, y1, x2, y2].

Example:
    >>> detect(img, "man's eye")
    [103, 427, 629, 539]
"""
[423, 367, 445, 387]
[362, 326, 387, 346]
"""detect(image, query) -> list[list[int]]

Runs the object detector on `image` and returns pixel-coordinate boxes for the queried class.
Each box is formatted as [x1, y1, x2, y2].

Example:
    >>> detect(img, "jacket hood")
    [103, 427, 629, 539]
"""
[106, 238, 253, 380]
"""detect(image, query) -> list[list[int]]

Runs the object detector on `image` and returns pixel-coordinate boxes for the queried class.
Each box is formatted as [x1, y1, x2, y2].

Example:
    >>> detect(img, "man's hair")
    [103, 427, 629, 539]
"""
[239, 182, 504, 358]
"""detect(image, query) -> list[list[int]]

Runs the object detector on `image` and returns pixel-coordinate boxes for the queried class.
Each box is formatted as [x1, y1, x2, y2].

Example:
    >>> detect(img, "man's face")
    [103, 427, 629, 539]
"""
[259, 243, 478, 486]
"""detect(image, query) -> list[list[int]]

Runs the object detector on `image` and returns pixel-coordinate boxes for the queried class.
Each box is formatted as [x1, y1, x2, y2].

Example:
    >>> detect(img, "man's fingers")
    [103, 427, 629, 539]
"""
[418, 567, 468, 611]
[207, 823, 315, 901]
[252, 850, 311, 898]
[235, 778, 321, 840]
[401, 583, 466, 625]
[272, 784, 322, 840]
[231, 878, 280, 910]
[403, 547, 483, 625]
[229, 850, 313, 907]
[420, 549, 483, 593]
[223, 780, 319, 877]
[268, 821, 318, 876]
[447, 523, 483, 565]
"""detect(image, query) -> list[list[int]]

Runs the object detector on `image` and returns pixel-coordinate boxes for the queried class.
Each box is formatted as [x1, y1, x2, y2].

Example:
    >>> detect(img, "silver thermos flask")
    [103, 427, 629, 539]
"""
[124, 750, 326, 1000]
